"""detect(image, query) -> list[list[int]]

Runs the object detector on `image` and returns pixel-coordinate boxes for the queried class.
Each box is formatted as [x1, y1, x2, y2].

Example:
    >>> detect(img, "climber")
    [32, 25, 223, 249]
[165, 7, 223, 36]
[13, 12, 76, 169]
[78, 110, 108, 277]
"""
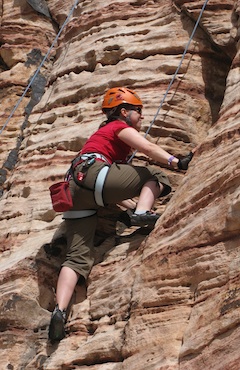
[48, 86, 194, 342]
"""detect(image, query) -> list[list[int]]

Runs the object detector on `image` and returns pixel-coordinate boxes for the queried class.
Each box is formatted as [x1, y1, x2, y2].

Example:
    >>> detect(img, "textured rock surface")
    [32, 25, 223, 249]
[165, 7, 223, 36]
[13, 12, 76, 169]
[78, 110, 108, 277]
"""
[0, 0, 240, 369]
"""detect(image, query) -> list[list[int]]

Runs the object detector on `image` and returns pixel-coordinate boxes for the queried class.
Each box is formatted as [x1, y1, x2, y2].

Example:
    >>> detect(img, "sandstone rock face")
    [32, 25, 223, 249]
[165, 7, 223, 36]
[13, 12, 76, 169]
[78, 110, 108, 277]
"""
[0, 0, 239, 369]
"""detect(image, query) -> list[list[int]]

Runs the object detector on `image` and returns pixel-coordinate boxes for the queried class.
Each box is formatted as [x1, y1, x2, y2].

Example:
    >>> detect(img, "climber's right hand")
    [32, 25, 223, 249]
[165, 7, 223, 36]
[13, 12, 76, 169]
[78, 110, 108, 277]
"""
[177, 152, 194, 170]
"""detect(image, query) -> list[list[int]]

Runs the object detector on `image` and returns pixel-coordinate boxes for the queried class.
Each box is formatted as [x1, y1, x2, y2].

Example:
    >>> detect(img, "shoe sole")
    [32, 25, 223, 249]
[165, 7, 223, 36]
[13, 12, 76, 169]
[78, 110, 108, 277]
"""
[49, 312, 65, 342]
[131, 219, 159, 227]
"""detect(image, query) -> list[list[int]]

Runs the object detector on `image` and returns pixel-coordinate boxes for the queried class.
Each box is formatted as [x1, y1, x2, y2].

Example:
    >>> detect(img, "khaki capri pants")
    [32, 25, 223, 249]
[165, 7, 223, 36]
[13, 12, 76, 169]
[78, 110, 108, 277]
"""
[62, 161, 171, 279]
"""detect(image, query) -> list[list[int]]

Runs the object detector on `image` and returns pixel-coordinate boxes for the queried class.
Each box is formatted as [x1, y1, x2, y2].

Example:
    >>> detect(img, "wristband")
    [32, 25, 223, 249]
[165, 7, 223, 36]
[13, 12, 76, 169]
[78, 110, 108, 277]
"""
[168, 155, 175, 166]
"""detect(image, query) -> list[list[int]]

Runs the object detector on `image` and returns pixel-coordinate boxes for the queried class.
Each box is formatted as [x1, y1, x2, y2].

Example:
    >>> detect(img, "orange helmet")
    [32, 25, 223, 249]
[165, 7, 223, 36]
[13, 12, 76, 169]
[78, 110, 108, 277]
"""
[102, 87, 143, 110]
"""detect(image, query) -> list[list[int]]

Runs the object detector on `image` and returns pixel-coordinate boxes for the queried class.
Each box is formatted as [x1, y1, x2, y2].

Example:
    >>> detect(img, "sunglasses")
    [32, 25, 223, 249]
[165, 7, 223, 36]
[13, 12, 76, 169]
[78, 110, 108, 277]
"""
[130, 106, 142, 115]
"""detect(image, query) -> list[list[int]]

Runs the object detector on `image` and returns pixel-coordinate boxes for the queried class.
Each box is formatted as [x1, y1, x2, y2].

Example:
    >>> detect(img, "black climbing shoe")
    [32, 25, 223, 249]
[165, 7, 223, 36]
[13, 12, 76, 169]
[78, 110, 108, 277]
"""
[43, 243, 62, 257]
[118, 209, 134, 228]
[48, 305, 66, 342]
[130, 211, 160, 227]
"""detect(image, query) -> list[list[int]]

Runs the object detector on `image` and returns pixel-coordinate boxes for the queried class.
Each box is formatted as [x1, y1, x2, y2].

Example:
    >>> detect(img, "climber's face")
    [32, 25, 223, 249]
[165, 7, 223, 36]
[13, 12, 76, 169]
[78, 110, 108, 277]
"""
[121, 106, 143, 131]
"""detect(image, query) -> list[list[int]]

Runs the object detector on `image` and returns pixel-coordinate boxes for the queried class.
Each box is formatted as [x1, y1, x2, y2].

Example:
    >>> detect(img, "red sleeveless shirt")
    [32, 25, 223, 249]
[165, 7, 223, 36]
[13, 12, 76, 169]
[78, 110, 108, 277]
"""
[81, 120, 131, 164]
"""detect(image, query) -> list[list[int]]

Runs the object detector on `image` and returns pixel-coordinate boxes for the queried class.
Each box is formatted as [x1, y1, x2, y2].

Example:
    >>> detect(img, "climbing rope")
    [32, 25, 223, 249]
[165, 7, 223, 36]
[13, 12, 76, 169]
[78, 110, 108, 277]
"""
[1, 0, 209, 138]
[128, 0, 209, 162]
[0, 0, 79, 135]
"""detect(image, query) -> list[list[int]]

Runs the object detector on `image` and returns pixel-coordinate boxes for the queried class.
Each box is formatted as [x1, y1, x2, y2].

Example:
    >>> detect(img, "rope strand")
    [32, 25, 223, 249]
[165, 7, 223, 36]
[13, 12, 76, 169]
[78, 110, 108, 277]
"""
[128, 0, 209, 162]
[1, 0, 208, 139]
[0, 0, 79, 135]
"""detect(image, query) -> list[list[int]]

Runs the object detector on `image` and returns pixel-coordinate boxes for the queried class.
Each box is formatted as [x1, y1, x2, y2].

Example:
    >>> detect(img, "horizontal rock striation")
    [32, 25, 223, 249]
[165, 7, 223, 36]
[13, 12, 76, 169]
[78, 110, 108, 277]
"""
[0, 0, 239, 369]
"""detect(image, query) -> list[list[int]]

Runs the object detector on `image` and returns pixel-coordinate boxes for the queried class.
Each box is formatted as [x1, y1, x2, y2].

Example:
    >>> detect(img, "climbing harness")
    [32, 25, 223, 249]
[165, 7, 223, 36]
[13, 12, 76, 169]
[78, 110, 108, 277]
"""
[52, 152, 110, 218]
[94, 166, 109, 207]
[0, 0, 79, 135]
[128, 0, 209, 162]
[63, 210, 97, 219]
[74, 153, 110, 206]
[71, 152, 110, 208]
[72, 153, 110, 168]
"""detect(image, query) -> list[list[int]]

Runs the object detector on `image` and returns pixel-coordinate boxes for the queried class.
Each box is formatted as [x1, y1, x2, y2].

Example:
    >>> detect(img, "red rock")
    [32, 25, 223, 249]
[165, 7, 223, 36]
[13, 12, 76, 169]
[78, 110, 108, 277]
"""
[0, 1, 239, 369]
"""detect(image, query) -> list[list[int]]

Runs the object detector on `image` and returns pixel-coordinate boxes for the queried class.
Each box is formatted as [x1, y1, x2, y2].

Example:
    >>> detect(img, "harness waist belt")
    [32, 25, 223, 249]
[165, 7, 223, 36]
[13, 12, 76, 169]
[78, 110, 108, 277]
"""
[63, 210, 97, 219]
[94, 165, 109, 207]
[81, 152, 110, 163]
[72, 152, 110, 168]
